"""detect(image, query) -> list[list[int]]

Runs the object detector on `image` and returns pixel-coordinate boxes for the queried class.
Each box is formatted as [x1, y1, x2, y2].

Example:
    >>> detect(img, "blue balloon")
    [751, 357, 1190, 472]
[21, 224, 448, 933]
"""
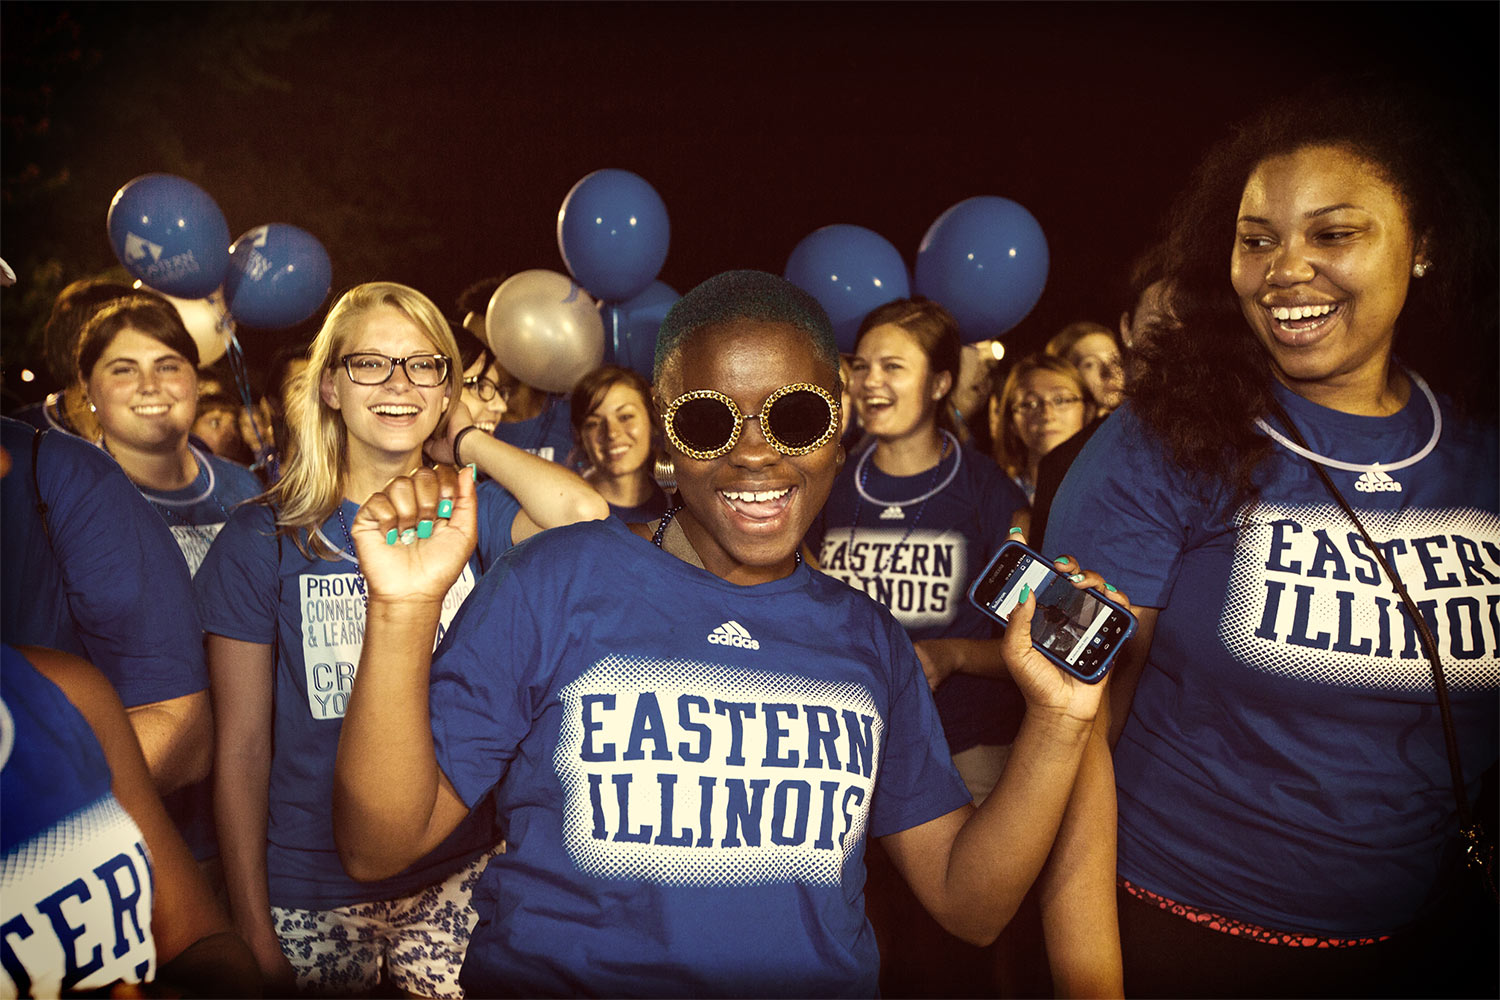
[223, 224, 332, 330]
[600, 280, 679, 378]
[914, 197, 1049, 341]
[557, 169, 670, 303]
[106, 174, 231, 299]
[784, 224, 910, 354]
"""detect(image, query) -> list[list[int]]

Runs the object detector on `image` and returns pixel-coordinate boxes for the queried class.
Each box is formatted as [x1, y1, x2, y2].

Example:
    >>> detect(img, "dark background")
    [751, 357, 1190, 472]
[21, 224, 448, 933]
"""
[3, 2, 1496, 404]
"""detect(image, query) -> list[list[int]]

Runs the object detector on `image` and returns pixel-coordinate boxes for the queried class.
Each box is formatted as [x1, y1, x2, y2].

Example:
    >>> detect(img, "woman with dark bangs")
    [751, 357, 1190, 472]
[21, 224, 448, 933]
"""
[570, 364, 671, 523]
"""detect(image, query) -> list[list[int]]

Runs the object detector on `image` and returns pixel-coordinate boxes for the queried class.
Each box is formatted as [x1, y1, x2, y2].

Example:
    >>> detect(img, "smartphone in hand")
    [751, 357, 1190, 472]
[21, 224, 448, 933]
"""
[968, 541, 1136, 684]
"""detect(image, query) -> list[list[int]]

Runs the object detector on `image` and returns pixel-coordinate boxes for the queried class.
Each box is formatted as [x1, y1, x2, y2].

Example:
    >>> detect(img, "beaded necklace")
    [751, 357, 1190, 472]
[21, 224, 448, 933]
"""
[848, 430, 957, 583]
[652, 505, 803, 568]
[332, 504, 369, 608]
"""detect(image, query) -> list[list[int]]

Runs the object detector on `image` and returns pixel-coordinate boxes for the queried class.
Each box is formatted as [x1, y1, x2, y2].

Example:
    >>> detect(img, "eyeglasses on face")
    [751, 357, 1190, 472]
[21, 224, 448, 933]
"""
[339, 352, 450, 387]
[463, 374, 512, 402]
[662, 382, 840, 461]
[1012, 393, 1083, 416]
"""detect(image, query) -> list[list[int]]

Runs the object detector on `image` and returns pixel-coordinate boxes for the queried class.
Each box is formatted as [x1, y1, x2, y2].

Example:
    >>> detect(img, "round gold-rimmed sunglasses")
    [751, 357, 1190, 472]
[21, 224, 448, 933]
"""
[662, 382, 840, 461]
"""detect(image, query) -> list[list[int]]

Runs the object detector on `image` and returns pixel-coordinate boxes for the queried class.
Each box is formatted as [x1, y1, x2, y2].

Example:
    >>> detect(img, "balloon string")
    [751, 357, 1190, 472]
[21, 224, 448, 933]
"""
[224, 330, 276, 475]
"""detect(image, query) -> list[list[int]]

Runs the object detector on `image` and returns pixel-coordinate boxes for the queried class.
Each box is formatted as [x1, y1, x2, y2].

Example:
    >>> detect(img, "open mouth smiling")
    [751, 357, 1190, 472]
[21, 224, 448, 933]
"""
[371, 403, 422, 417]
[1262, 301, 1343, 345]
[719, 486, 794, 521]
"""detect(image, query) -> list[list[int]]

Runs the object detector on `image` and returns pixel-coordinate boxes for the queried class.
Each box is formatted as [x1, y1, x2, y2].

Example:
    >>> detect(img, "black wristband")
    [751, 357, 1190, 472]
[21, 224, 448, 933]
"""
[451, 424, 483, 465]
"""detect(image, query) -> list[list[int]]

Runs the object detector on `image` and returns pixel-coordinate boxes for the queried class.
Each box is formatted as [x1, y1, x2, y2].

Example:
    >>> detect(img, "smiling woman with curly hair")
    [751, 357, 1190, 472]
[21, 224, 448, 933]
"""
[1047, 85, 1498, 997]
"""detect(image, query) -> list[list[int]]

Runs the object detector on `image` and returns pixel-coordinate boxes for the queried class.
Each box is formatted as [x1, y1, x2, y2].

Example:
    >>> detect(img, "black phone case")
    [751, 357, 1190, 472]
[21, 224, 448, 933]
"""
[967, 540, 1137, 683]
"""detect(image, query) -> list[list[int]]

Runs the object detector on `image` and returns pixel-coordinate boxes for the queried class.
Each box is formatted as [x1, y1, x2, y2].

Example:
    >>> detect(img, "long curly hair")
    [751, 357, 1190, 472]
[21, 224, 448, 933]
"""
[1130, 82, 1495, 503]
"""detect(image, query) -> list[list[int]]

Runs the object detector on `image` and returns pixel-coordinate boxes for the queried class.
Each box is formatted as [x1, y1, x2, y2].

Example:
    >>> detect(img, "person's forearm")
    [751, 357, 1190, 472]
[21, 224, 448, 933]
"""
[333, 598, 450, 880]
[948, 638, 1008, 678]
[937, 708, 1095, 943]
[215, 725, 279, 952]
[1037, 728, 1123, 998]
[458, 430, 608, 530]
[127, 690, 213, 795]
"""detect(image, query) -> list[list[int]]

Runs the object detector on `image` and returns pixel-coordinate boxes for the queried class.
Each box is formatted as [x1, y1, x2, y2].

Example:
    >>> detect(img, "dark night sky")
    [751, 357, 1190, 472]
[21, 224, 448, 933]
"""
[3, 1, 1496, 400]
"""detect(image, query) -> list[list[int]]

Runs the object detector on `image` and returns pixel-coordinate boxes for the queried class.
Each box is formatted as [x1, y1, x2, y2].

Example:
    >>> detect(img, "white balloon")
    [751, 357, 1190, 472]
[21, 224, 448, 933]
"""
[157, 288, 236, 367]
[485, 269, 605, 394]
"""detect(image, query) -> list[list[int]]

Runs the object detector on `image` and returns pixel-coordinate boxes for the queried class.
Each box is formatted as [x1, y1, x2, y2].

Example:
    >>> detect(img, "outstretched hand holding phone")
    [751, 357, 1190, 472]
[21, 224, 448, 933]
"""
[972, 538, 1137, 686]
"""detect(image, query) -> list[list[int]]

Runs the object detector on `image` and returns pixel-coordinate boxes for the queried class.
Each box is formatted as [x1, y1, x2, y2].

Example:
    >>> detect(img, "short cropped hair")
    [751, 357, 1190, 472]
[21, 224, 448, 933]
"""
[653, 270, 839, 387]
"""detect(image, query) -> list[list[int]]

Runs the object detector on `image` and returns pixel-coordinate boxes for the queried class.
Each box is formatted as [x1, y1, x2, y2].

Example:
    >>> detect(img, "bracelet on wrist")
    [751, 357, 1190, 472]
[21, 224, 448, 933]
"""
[451, 424, 483, 465]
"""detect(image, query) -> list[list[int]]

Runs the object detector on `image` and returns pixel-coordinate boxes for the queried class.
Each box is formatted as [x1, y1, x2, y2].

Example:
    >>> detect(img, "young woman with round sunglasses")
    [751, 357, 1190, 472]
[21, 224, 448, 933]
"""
[194, 282, 605, 995]
[569, 364, 670, 523]
[333, 271, 1122, 997]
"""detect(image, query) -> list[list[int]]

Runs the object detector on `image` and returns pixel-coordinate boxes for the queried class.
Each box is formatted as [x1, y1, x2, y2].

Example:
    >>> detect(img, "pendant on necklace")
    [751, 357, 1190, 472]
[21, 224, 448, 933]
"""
[878, 505, 905, 521]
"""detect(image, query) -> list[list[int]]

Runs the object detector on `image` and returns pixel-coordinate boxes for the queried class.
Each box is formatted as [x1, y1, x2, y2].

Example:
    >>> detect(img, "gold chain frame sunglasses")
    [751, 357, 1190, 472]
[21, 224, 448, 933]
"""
[662, 382, 841, 461]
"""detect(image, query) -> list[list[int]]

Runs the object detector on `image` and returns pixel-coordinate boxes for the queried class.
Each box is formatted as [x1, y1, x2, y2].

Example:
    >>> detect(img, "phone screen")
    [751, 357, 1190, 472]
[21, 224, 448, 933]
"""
[969, 543, 1134, 681]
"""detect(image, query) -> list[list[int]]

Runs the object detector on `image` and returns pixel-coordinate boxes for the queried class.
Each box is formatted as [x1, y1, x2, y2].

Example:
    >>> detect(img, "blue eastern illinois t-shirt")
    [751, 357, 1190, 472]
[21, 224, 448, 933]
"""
[428, 516, 972, 997]
[808, 440, 1028, 754]
[2, 645, 158, 996]
[1046, 380, 1499, 937]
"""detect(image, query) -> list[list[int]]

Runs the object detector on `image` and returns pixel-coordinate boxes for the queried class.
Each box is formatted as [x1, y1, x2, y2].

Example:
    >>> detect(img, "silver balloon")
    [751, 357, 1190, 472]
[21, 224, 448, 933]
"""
[485, 269, 605, 394]
[140, 283, 236, 367]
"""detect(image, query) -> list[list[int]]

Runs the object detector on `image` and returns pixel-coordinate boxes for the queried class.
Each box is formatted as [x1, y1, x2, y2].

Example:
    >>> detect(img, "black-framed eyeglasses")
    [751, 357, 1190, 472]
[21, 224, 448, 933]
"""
[1012, 394, 1083, 415]
[339, 352, 450, 387]
[662, 382, 840, 461]
[463, 374, 512, 403]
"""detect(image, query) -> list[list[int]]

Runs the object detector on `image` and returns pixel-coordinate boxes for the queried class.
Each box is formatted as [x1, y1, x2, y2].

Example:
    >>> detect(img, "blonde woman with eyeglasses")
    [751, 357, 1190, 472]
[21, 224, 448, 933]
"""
[193, 282, 605, 996]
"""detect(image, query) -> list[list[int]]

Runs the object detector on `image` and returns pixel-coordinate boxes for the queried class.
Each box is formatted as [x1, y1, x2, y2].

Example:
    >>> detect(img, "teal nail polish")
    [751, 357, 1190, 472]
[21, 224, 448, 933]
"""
[1018, 584, 1030, 604]
[400, 528, 417, 546]
[385, 528, 398, 546]
[468, 462, 478, 482]
[1105, 583, 1118, 593]
[417, 519, 434, 539]
[1053, 554, 1071, 565]
[437, 498, 454, 519]
[1008, 526, 1023, 535]
[1068, 572, 1085, 583]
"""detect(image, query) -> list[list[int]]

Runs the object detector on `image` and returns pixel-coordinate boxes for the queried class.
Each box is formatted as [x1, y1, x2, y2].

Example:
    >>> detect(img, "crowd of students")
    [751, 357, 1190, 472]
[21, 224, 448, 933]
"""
[2, 84, 1496, 999]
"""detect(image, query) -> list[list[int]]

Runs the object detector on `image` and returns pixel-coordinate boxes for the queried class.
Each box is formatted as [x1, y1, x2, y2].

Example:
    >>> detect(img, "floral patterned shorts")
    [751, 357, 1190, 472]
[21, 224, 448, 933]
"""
[271, 849, 496, 997]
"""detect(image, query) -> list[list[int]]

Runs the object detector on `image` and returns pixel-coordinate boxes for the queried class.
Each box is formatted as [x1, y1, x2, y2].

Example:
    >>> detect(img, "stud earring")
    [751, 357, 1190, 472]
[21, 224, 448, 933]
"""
[1412, 261, 1429, 278]
[88, 401, 96, 413]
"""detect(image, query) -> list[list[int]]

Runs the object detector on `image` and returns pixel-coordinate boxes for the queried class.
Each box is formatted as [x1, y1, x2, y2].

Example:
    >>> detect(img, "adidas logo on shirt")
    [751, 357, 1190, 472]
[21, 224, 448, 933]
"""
[879, 505, 905, 520]
[707, 620, 760, 650]
[1354, 468, 1402, 493]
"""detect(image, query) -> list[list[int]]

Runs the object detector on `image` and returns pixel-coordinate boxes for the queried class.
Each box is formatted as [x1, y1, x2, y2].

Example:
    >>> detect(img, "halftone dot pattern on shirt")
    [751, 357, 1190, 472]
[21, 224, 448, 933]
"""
[1221, 501, 1500, 691]
[555, 654, 884, 887]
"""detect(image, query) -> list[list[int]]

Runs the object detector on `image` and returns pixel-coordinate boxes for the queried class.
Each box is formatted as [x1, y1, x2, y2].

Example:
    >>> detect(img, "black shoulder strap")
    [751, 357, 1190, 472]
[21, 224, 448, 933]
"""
[30, 426, 54, 549]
